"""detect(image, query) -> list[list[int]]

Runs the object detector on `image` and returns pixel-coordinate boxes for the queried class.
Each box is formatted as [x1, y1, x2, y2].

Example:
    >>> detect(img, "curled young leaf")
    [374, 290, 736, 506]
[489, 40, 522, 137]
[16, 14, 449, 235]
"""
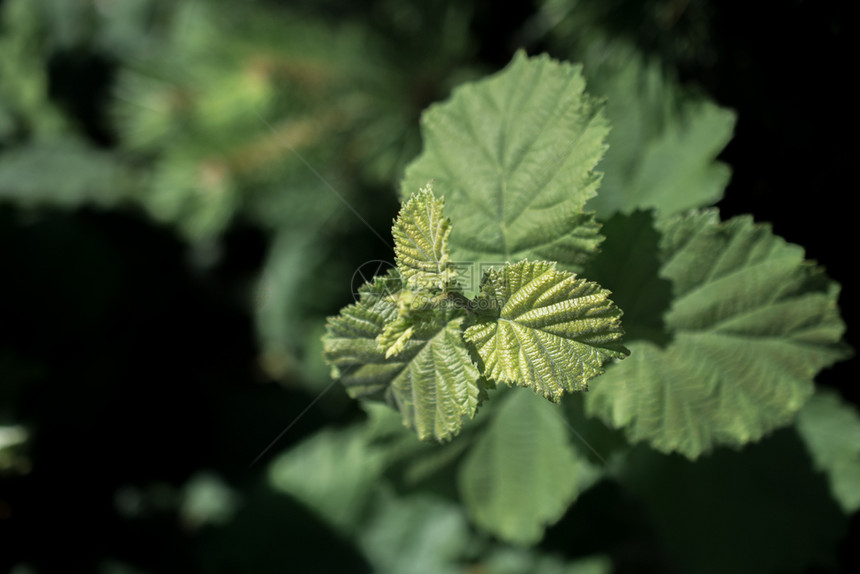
[392, 182, 459, 291]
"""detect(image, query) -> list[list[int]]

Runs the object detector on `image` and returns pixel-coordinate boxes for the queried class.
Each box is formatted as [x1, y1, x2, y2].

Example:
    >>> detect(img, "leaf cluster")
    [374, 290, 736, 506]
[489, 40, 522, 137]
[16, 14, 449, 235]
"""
[320, 49, 852, 547]
[1, 1, 856, 569]
[324, 181, 628, 441]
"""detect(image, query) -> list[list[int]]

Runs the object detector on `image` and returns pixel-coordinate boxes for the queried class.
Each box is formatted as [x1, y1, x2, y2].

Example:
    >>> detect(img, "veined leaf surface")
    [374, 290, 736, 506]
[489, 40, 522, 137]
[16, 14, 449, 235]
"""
[464, 260, 628, 401]
[393, 182, 458, 291]
[402, 51, 607, 273]
[586, 210, 849, 458]
[323, 273, 483, 441]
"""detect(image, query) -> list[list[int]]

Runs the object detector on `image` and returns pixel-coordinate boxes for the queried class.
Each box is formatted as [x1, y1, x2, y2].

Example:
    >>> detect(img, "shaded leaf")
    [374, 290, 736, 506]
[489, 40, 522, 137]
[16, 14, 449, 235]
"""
[483, 548, 612, 574]
[0, 139, 128, 207]
[587, 210, 849, 458]
[358, 489, 470, 574]
[458, 390, 594, 544]
[267, 425, 387, 533]
[583, 210, 673, 345]
[580, 42, 735, 219]
[796, 389, 860, 513]
[322, 272, 405, 398]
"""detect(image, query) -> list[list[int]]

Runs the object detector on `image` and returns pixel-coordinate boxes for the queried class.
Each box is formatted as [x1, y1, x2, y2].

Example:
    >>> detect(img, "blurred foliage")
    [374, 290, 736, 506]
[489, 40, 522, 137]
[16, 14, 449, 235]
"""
[0, 0, 856, 573]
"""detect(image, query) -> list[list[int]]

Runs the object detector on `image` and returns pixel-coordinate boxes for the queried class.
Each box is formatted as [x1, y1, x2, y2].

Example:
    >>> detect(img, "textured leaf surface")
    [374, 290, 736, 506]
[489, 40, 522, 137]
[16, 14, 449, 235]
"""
[393, 182, 458, 290]
[796, 390, 860, 513]
[458, 390, 591, 544]
[323, 273, 483, 441]
[402, 51, 607, 272]
[464, 260, 628, 401]
[322, 273, 405, 398]
[581, 43, 735, 219]
[586, 210, 849, 458]
[376, 315, 417, 359]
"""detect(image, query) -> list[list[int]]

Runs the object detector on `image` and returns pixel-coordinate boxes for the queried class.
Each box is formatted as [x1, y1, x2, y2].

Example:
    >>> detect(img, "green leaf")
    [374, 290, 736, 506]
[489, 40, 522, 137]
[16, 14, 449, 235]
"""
[586, 210, 849, 458]
[322, 273, 405, 398]
[579, 42, 736, 219]
[402, 51, 607, 273]
[385, 311, 484, 441]
[267, 425, 387, 533]
[796, 389, 860, 513]
[464, 260, 628, 402]
[254, 229, 335, 388]
[458, 390, 593, 545]
[376, 315, 417, 359]
[323, 273, 484, 441]
[358, 489, 471, 574]
[393, 181, 458, 291]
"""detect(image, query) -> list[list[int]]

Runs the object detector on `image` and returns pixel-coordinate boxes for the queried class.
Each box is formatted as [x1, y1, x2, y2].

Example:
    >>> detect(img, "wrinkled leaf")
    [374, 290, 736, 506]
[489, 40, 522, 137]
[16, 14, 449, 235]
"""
[393, 182, 458, 291]
[323, 273, 484, 441]
[402, 51, 607, 273]
[587, 210, 849, 458]
[464, 260, 628, 401]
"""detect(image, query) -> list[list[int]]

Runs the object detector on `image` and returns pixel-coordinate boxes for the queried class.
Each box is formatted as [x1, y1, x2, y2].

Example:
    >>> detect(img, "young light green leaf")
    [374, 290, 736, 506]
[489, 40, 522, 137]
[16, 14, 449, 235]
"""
[323, 273, 484, 441]
[464, 260, 628, 402]
[582, 44, 736, 219]
[393, 182, 458, 291]
[377, 315, 416, 359]
[586, 210, 850, 459]
[458, 390, 594, 545]
[401, 51, 607, 273]
[796, 389, 860, 513]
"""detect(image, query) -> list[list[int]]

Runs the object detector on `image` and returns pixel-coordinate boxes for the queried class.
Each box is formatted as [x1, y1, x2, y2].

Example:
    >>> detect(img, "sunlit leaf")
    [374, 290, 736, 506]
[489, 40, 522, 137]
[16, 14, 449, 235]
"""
[464, 260, 628, 401]
[393, 182, 458, 291]
[402, 51, 607, 273]
[323, 273, 484, 441]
